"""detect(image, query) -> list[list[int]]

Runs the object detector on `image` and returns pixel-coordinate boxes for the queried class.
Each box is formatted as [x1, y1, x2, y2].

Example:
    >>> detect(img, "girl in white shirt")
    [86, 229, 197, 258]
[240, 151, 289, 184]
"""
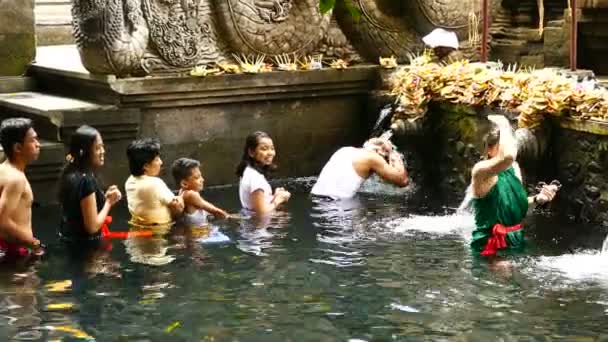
[236, 131, 290, 215]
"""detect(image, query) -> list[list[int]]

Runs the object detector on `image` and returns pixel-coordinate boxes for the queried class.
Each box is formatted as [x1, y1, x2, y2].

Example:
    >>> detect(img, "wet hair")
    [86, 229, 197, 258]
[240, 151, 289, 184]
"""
[0, 118, 33, 161]
[482, 125, 500, 159]
[127, 138, 161, 176]
[172, 157, 200, 186]
[363, 138, 390, 161]
[57, 125, 102, 201]
[235, 131, 277, 177]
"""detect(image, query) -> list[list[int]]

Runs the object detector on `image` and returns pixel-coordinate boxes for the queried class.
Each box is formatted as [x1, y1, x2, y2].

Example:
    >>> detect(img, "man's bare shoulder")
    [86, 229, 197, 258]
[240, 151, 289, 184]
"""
[0, 163, 27, 186]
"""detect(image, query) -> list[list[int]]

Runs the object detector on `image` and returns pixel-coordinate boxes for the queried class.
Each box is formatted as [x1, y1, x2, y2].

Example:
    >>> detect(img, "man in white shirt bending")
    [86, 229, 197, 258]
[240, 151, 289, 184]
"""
[311, 138, 409, 199]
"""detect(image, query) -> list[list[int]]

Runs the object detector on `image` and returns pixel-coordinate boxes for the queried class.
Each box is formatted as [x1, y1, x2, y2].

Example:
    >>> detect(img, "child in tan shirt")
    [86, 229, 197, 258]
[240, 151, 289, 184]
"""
[125, 138, 183, 226]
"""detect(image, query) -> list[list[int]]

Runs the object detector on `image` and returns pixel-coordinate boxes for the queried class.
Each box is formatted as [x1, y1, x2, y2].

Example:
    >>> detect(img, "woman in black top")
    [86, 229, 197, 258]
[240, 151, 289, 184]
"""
[58, 125, 122, 242]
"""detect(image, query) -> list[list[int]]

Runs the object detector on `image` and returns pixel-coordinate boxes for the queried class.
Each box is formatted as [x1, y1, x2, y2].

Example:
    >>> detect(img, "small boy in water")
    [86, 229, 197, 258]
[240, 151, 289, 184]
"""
[171, 158, 229, 226]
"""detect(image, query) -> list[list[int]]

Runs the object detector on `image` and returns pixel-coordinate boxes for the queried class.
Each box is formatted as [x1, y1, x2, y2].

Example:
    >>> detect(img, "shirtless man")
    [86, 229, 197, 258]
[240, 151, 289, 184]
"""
[0, 118, 43, 258]
[311, 137, 409, 199]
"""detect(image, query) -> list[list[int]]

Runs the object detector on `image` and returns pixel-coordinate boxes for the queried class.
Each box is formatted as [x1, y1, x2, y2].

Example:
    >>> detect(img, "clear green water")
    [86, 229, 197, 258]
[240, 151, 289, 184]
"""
[2, 178, 608, 341]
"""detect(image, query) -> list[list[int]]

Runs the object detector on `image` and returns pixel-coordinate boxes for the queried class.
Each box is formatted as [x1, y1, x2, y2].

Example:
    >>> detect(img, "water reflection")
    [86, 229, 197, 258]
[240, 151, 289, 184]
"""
[17, 179, 608, 340]
[0, 268, 41, 341]
[124, 234, 176, 266]
[236, 211, 291, 256]
[310, 196, 369, 268]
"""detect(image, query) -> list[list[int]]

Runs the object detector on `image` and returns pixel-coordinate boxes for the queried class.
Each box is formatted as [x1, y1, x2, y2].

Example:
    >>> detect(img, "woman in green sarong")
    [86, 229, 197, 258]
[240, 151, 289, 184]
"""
[470, 115, 558, 256]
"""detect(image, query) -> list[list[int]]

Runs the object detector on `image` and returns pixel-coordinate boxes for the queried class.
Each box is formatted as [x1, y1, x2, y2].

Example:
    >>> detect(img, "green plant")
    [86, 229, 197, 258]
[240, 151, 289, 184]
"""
[319, 0, 361, 20]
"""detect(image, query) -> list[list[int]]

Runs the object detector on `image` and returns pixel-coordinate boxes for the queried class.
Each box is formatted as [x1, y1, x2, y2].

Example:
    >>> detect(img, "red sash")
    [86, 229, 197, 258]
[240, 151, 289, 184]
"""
[101, 216, 153, 239]
[0, 238, 30, 258]
[480, 222, 523, 256]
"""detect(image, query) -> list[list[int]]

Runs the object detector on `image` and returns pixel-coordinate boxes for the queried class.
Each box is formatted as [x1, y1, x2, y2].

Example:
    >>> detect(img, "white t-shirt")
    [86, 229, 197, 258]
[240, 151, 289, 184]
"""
[239, 166, 272, 211]
[311, 147, 365, 199]
[125, 175, 175, 225]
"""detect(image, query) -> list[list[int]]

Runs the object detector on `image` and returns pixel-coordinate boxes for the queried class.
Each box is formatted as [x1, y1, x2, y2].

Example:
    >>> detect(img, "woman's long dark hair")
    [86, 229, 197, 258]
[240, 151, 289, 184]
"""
[57, 125, 101, 201]
[236, 131, 277, 177]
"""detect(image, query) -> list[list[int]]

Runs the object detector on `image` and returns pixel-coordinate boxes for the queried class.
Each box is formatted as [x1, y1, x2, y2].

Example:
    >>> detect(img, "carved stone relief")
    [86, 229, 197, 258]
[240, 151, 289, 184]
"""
[213, 0, 331, 56]
[70, 0, 500, 76]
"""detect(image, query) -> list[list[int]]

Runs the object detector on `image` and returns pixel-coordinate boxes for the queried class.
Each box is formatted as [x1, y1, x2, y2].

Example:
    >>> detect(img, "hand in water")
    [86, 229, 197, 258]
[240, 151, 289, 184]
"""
[389, 151, 403, 167]
[536, 184, 558, 205]
[31, 239, 45, 257]
[274, 187, 291, 204]
[215, 210, 230, 220]
[32, 246, 45, 257]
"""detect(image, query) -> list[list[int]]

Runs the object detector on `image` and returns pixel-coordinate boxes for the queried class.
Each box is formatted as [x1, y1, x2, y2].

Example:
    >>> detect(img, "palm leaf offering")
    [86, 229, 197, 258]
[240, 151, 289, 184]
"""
[389, 58, 608, 128]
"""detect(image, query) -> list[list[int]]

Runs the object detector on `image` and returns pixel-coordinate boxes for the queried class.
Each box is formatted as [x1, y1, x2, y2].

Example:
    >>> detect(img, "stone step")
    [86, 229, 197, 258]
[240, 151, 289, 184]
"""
[0, 140, 65, 205]
[0, 77, 37, 94]
[0, 91, 139, 143]
[547, 19, 564, 27]
[34, 1, 71, 25]
[34, 0, 73, 45]
[36, 24, 74, 46]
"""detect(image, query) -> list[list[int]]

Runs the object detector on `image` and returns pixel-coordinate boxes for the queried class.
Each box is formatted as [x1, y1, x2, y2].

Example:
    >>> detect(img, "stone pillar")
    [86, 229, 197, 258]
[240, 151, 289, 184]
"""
[0, 0, 36, 76]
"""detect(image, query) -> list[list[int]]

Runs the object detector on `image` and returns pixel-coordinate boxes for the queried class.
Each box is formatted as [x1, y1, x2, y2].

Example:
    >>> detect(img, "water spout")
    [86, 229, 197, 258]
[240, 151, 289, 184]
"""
[457, 185, 474, 214]
[602, 234, 608, 255]
[378, 129, 393, 142]
[370, 104, 394, 138]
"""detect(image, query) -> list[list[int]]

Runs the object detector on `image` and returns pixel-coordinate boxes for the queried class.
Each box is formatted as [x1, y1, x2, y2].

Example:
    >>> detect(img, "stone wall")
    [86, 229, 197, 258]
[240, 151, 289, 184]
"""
[554, 119, 608, 225]
[0, 0, 36, 76]
[29, 64, 377, 192]
[391, 102, 550, 206]
[140, 96, 369, 188]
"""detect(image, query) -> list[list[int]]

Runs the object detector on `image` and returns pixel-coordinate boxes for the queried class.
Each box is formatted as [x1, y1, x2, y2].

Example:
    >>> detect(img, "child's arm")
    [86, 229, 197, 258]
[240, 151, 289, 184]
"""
[182, 190, 229, 219]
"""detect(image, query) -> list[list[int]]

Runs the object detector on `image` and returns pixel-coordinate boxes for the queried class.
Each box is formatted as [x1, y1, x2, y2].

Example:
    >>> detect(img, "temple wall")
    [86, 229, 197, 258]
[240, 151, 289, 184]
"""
[0, 0, 36, 76]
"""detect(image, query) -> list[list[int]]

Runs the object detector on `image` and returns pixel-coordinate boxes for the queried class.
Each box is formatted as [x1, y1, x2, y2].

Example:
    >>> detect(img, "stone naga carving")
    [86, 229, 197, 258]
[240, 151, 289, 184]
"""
[71, 0, 494, 76]
[213, 0, 332, 56]
[72, 0, 227, 76]
[333, 0, 495, 63]
[72, 0, 149, 75]
[333, 0, 422, 63]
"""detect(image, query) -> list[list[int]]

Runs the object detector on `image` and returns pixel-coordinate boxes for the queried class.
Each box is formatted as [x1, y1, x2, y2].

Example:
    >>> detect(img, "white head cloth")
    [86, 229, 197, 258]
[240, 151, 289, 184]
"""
[422, 28, 459, 49]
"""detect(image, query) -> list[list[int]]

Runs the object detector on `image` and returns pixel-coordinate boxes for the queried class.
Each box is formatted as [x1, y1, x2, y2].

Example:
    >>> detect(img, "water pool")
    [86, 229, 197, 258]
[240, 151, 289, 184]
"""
[2, 178, 608, 341]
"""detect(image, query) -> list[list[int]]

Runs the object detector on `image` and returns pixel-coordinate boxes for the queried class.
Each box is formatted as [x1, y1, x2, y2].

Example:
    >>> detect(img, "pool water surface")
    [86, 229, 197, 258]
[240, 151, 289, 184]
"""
[1, 178, 608, 341]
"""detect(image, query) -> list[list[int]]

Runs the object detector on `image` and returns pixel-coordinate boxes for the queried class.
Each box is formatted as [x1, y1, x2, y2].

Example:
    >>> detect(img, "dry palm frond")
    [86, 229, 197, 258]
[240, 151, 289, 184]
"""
[299, 54, 323, 70]
[216, 62, 241, 74]
[379, 56, 398, 69]
[388, 55, 608, 128]
[328, 59, 348, 70]
[273, 53, 298, 71]
[190, 65, 221, 77]
[232, 53, 267, 74]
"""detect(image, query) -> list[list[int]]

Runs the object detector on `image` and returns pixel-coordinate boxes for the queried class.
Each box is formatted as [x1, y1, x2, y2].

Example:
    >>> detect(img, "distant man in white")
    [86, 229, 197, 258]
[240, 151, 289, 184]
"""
[422, 28, 463, 63]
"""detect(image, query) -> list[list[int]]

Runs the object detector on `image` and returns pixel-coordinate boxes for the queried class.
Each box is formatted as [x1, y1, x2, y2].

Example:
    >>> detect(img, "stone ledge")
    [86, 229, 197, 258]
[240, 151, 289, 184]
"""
[36, 24, 74, 46]
[0, 77, 37, 93]
[554, 117, 608, 135]
[29, 45, 378, 107]
[32, 65, 378, 108]
[0, 91, 140, 142]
